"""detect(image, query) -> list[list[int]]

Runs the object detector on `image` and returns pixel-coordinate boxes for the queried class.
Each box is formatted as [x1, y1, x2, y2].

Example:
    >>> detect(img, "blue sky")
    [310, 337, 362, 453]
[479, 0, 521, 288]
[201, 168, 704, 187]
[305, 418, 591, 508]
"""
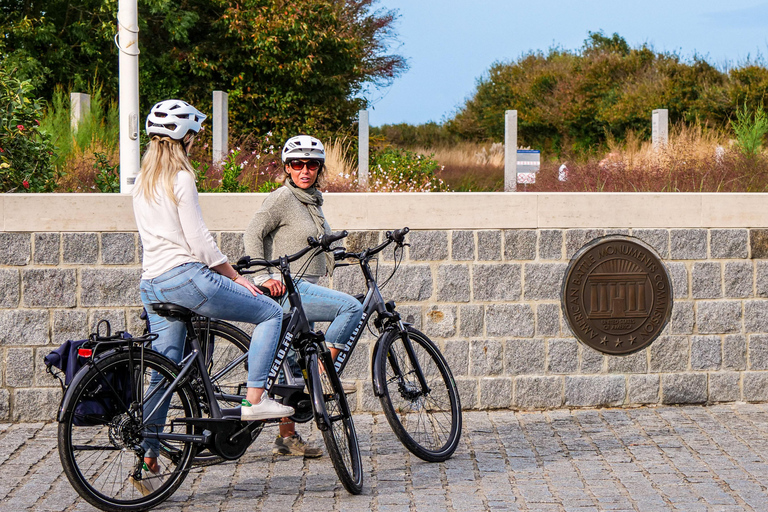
[365, 0, 768, 126]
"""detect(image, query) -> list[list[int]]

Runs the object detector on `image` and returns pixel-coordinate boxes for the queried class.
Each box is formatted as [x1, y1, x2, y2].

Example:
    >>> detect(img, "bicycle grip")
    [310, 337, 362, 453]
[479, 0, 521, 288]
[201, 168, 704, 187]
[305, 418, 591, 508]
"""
[391, 227, 410, 244]
[320, 230, 349, 250]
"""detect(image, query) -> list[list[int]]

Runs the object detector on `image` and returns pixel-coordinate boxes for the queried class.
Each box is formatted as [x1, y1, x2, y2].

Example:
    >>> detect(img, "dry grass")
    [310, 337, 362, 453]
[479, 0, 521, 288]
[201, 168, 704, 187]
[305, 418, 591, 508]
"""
[55, 143, 118, 192]
[322, 137, 358, 192]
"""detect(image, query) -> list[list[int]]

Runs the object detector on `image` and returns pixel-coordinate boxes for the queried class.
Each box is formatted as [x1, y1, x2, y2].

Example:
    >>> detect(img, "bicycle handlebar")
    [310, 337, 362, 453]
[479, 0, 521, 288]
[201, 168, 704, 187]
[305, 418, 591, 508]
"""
[234, 231, 349, 272]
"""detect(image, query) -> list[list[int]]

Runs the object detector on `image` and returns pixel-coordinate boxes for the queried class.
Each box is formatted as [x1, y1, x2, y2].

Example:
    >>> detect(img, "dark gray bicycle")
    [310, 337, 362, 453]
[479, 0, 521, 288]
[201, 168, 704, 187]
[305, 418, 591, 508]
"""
[56, 233, 361, 512]
[199, 227, 462, 463]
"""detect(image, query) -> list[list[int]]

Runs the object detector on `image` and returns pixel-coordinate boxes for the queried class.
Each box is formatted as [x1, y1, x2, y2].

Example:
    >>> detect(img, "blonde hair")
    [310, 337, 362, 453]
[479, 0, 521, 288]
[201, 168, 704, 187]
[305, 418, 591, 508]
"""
[133, 135, 196, 204]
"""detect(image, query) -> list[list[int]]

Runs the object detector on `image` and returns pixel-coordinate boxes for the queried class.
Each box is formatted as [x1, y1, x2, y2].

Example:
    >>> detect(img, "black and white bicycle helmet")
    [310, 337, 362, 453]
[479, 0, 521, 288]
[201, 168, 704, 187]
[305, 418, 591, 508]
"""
[145, 99, 207, 140]
[281, 135, 325, 162]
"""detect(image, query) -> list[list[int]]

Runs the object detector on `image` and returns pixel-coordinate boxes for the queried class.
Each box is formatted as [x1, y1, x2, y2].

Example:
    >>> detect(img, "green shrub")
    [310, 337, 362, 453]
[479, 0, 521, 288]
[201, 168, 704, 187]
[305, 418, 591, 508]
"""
[369, 147, 448, 192]
[0, 66, 57, 192]
[731, 103, 768, 157]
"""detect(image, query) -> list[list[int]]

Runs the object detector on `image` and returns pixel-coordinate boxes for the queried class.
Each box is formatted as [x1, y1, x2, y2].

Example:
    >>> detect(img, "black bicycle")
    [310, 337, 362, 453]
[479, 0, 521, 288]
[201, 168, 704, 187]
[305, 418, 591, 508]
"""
[56, 233, 361, 512]
[199, 227, 462, 462]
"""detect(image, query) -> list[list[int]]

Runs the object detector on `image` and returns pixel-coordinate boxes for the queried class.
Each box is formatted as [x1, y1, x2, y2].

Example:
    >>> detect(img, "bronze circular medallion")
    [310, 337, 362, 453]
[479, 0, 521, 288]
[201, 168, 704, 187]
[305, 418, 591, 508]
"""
[561, 236, 673, 355]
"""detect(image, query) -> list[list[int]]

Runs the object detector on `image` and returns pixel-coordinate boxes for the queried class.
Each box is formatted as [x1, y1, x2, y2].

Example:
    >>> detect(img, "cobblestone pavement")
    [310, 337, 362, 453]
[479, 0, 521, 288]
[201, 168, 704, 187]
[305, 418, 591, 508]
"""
[3, 405, 768, 511]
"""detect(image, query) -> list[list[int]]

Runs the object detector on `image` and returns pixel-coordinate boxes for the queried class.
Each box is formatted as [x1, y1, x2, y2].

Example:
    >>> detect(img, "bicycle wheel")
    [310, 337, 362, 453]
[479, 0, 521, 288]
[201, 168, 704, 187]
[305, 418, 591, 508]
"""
[307, 350, 363, 494]
[58, 349, 198, 512]
[375, 326, 462, 462]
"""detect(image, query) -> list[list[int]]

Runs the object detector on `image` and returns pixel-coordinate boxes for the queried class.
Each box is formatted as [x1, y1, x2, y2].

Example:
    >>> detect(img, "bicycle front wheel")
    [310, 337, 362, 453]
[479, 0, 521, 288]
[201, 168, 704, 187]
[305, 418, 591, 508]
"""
[375, 326, 462, 462]
[58, 349, 198, 512]
[307, 350, 363, 494]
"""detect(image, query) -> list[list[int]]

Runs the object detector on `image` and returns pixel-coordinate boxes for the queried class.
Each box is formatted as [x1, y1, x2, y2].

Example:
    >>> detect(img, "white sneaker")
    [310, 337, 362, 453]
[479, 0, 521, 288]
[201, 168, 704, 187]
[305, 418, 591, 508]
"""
[241, 395, 295, 421]
[130, 463, 162, 496]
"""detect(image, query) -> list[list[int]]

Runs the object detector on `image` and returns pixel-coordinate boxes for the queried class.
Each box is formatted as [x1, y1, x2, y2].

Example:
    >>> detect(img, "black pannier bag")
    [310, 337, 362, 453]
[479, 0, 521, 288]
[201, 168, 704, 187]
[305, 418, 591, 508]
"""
[44, 320, 145, 426]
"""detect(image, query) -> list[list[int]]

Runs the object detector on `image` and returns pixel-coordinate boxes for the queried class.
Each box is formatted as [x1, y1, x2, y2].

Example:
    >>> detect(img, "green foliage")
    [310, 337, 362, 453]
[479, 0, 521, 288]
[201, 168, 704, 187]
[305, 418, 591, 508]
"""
[443, 31, 768, 156]
[370, 122, 458, 148]
[93, 152, 119, 192]
[731, 104, 768, 157]
[0, 65, 57, 192]
[39, 85, 120, 169]
[3, 0, 405, 140]
[369, 147, 448, 192]
[256, 180, 281, 193]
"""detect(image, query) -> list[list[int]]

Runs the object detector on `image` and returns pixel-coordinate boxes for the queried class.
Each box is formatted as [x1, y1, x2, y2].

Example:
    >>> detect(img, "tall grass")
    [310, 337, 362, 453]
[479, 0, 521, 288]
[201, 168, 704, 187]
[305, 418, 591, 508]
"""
[40, 85, 120, 191]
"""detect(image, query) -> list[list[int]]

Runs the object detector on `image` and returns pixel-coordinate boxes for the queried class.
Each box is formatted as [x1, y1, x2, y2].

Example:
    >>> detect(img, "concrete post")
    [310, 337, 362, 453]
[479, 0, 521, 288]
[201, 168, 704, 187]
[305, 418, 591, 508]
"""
[70, 93, 90, 132]
[358, 110, 369, 190]
[504, 110, 518, 192]
[652, 109, 669, 150]
[212, 91, 228, 166]
[117, 0, 141, 193]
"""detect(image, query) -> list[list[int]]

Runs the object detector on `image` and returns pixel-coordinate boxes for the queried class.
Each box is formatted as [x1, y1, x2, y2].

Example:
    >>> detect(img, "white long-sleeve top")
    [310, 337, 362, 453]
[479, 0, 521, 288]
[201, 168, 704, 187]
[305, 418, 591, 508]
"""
[133, 170, 227, 280]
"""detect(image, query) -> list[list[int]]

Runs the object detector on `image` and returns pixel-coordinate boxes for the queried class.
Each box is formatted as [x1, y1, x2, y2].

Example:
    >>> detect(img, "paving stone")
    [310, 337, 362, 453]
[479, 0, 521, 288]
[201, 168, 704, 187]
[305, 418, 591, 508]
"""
[524, 263, 567, 300]
[11, 388, 61, 421]
[670, 229, 707, 259]
[696, 301, 741, 334]
[632, 229, 669, 259]
[538, 230, 563, 260]
[101, 232, 136, 264]
[451, 230, 475, 260]
[691, 262, 722, 299]
[565, 375, 625, 407]
[690, 335, 722, 370]
[409, 230, 448, 260]
[709, 372, 740, 402]
[505, 339, 545, 375]
[711, 229, 748, 259]
[547, 338, 578, 374]
[565, 229, 605, 258]
[21, 269, 77, 307]
[437, 264, 470, 302]
[459, 305, 484, 337]
[0, 270, 20, 308]
[80, 268, 142, 306]
[473, 264, 521, 301]
[661, 373, 707, 404]
[33, 233, 60, 265]
[479, 377, 513, 409]
[486, 304, 534, 337]
[724, 261, 753, 298]
[504, 230, 536, 260]
[513, 376, 563, 408]
[0, 233, 31, 265]
[62, 233, 98, 264]
[743, 372, 768, 401]
[477, 230, 502, 260]
[628, 374, 660, 404]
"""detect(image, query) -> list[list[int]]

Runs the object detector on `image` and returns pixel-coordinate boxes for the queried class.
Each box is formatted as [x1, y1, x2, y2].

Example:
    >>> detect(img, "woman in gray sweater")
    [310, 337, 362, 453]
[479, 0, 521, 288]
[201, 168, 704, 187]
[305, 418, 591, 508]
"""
[244, 135, 363, 458]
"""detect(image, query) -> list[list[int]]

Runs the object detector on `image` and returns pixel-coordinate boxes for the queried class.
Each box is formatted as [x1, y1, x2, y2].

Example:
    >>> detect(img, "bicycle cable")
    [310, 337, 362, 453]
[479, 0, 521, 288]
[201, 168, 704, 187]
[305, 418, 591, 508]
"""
[377, 243, 404, 291]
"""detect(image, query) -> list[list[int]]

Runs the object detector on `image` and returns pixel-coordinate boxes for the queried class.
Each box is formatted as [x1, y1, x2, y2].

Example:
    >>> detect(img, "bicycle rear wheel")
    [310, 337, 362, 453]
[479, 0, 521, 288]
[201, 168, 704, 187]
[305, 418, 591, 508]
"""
[375, 326, 462, 462]
[307, 350, 363, 494]
[58, 349, 198, 512]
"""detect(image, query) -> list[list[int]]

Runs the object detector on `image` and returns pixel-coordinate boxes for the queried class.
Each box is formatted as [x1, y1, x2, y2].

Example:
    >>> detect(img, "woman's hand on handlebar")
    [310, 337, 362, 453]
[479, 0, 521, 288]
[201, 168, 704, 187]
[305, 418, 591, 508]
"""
[262, 279, 286, 297]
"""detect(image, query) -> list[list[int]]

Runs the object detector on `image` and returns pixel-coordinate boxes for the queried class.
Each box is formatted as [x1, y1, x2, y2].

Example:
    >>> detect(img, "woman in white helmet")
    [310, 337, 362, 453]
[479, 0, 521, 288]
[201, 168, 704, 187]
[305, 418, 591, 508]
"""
[244, 134, 363, 458]
[132, 100, 294, 492]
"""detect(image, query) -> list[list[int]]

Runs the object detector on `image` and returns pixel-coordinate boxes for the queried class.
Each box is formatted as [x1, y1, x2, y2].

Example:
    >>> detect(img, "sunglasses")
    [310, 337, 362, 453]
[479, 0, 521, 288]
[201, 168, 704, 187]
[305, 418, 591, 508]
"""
[288, 159, 322, 172]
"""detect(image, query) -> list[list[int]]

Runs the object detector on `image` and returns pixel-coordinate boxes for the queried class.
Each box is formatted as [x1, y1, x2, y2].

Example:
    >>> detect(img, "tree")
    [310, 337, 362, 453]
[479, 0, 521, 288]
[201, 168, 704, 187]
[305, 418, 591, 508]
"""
[1, 0, 405, 138]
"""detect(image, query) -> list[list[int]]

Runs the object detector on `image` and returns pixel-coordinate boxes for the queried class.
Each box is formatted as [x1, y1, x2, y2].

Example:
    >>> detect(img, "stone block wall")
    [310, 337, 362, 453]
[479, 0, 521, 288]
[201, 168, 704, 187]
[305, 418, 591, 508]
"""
[3, 226, 768, 420]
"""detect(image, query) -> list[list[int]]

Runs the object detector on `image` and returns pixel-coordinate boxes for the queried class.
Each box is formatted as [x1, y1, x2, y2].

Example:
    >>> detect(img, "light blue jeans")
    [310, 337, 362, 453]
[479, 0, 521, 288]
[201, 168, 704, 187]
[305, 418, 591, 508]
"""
[139, 262, 283, 457]
[279, 279, 364, 382]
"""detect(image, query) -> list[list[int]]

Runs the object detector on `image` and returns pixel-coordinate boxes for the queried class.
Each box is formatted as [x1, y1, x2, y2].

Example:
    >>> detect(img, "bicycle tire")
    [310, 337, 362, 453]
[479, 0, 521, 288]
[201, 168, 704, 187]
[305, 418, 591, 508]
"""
[58, 349, 198, 512]
[375, 326, 462, 462]
[307, 350, 363, 494]
[188, 319, 262, 465]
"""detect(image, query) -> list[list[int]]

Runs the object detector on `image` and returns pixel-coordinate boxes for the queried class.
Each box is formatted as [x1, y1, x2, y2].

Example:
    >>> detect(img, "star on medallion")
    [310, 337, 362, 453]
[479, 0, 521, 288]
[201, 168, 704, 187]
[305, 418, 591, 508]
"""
[628, 335, 637, 345]
[600, 336, 608, 345]
[615, 338, 623, 347]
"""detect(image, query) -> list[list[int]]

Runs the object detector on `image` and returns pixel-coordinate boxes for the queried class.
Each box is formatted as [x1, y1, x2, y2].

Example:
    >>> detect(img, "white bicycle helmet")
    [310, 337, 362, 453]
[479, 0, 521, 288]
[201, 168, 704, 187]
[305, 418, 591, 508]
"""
[281, 135, 326, 162]
[146, 99, 207, 140]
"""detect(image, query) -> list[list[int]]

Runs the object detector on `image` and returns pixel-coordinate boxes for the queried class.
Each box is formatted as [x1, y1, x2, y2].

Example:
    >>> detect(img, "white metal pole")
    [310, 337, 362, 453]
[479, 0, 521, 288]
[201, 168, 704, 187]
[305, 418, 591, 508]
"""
[358, 110, 369, 190]
[504, 110, 518, 192]
[118, 0, 141, 193]
[212, 91, 229, 167]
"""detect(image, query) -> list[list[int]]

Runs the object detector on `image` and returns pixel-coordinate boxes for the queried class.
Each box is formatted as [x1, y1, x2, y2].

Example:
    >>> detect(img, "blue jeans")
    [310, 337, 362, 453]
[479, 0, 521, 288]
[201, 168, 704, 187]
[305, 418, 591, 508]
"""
[139, 262, 283, 457]
[279, 280, 363, 383]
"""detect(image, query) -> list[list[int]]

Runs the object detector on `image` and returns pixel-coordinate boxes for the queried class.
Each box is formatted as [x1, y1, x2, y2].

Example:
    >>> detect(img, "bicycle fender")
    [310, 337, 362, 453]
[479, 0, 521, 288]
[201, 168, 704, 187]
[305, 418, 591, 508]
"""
[57, 348, 179, 422]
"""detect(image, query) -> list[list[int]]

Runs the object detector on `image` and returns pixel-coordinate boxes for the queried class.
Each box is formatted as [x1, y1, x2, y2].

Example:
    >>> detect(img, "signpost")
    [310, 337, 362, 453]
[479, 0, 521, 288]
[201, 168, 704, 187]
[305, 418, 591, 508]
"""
[516, 150, 540, 184]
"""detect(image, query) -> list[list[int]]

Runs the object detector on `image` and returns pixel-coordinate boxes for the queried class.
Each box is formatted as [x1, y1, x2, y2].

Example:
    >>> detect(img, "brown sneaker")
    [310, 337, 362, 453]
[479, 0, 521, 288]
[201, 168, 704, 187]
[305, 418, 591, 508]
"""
[273, 434, 323, 458]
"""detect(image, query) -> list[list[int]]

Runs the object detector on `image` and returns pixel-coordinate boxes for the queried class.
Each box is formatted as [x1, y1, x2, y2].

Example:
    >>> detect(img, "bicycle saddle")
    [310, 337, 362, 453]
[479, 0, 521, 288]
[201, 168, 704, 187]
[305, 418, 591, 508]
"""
[151, 303, 195, 319]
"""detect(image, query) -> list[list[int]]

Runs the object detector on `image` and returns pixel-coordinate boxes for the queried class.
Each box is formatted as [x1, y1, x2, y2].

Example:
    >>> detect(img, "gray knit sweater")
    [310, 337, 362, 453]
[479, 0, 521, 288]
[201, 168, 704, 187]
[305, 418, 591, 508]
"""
[244, 186, 332, 284]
